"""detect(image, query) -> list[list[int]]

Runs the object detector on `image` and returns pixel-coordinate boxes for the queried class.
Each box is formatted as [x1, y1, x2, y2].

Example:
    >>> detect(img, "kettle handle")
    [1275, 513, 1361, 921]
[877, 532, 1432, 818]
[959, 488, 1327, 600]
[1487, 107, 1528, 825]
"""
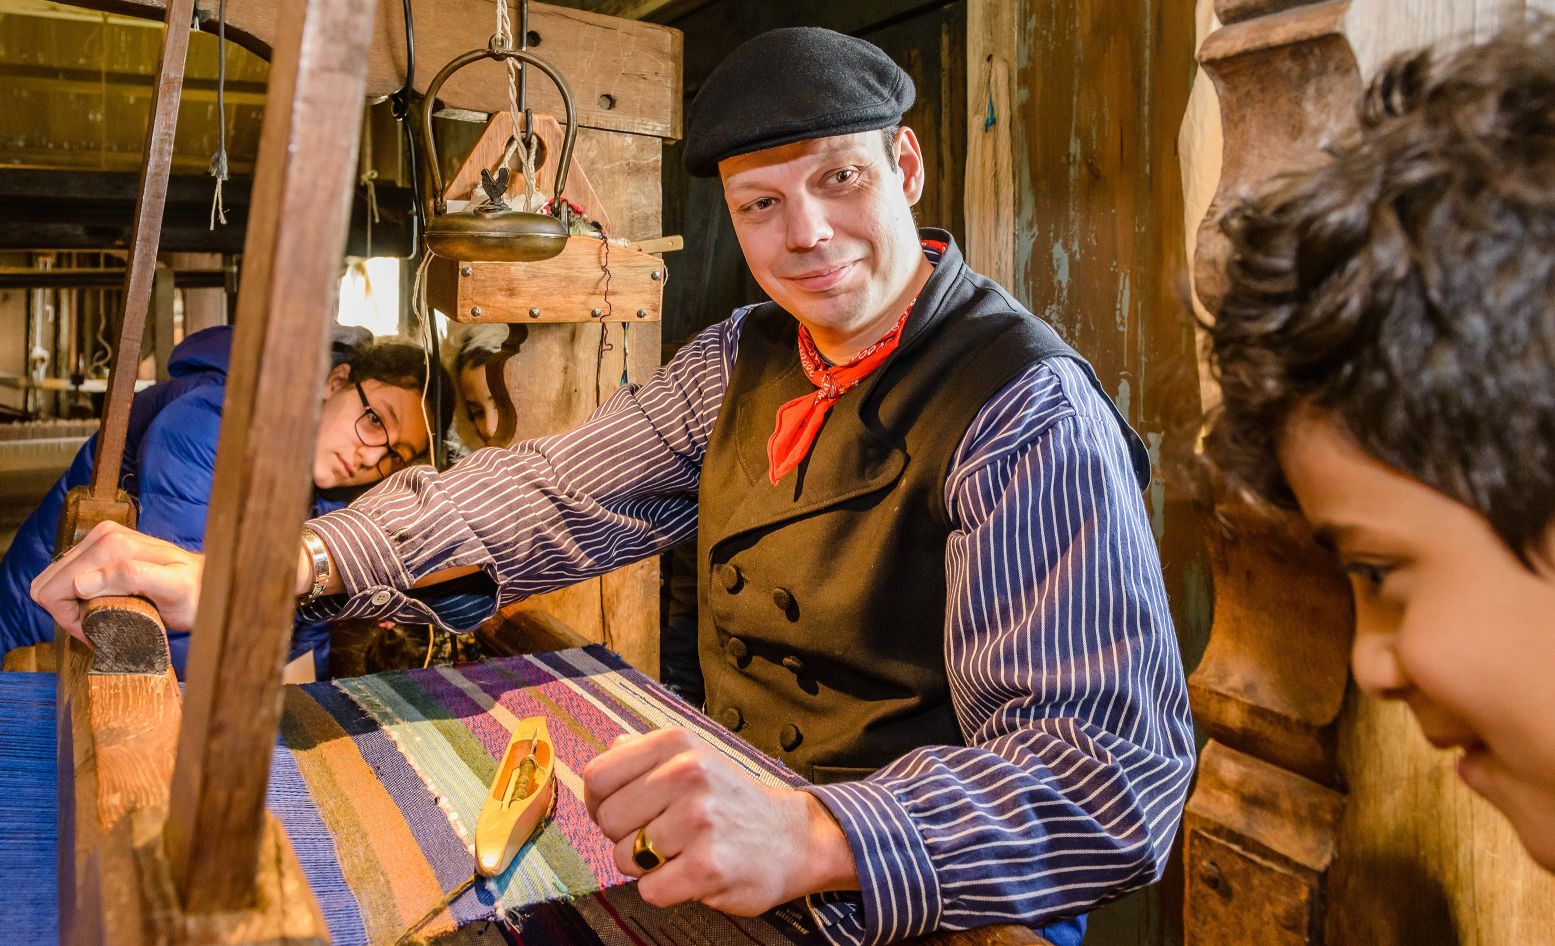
[421, 40, 578, 216]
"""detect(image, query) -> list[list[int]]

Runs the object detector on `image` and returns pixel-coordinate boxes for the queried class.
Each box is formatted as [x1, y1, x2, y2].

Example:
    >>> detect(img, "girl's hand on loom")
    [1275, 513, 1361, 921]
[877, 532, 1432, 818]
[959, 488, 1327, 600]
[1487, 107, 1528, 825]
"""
[583, 727, 859, 914]
[31, 521, 205, 638]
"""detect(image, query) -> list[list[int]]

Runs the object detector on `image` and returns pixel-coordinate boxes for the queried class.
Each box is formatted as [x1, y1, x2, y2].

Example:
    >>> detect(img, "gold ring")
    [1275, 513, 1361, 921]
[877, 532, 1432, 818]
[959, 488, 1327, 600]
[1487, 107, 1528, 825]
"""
[631, 828, 665, 873]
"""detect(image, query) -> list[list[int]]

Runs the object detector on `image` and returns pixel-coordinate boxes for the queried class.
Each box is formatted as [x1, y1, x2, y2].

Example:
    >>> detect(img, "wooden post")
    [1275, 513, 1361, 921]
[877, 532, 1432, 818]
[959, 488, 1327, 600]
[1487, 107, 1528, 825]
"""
[91, 0, 195, 498]
[55, 3, 194, 937]
[164, 0, 379, 913]
[168, 253, 230, 335]
[962, 0, 1015, 289]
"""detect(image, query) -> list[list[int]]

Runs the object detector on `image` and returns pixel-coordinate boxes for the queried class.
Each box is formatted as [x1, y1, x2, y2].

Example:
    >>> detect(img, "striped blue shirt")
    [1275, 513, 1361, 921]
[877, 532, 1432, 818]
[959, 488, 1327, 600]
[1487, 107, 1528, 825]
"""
[303, 308, 1194, 945]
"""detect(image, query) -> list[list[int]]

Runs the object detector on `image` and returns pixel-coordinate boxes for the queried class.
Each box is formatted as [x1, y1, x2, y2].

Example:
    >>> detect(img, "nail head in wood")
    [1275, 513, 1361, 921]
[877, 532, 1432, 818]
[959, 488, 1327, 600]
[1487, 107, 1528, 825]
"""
[529, 307, 542, 318]
[636, 308, 648, 319]
[461, 266, 473, 277]
[471, 306, 483, 318]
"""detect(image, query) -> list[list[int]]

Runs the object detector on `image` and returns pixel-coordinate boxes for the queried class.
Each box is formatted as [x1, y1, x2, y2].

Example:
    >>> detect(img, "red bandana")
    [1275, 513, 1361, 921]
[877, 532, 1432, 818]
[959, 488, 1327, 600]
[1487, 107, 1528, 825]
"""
[766, 301, 913, 485]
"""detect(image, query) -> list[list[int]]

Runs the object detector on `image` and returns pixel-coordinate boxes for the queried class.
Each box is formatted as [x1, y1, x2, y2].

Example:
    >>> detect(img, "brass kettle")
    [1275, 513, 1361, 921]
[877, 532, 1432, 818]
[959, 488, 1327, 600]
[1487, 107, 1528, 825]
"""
[420, 38, 578, 263]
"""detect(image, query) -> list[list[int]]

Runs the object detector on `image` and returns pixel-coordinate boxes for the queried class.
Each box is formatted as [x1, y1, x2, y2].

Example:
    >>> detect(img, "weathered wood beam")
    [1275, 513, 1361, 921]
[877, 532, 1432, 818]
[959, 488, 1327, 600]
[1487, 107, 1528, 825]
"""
[69, 0, 684, 138]
[163, 0, 378, 913]
[0, 63, 268, 107]
[0, 170, 416, 256]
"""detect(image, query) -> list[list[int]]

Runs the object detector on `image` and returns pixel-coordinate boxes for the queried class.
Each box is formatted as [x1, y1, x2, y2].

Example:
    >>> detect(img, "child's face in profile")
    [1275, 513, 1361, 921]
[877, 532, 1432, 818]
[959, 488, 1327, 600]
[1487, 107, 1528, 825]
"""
[1279, 409, 1555, 870]
[459, 363, 502, 447]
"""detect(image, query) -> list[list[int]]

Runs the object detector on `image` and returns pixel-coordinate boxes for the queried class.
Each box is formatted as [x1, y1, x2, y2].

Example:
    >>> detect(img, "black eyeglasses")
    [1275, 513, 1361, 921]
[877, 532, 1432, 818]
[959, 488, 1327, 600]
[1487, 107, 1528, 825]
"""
[354, 382, 410, 475]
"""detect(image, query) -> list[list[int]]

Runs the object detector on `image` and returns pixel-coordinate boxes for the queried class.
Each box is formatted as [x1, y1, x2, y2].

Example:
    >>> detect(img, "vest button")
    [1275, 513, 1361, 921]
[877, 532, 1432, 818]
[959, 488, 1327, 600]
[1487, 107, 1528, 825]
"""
[772, 587, 795, 614]
[718, 706, 744, 732]
[779, 723, 803, 751]
[715, 563, 743, 592]
[724, 636, 750, 666]
[781, 655, 805, 675]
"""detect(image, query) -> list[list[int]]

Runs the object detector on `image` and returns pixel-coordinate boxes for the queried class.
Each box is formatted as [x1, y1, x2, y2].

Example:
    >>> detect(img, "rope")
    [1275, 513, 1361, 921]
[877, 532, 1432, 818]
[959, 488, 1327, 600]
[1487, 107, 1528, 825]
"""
[493, 0, 540, 210]
[208, 0, 229, 228]
[411, 253, 436, 463]
[359, 116, 380, 256]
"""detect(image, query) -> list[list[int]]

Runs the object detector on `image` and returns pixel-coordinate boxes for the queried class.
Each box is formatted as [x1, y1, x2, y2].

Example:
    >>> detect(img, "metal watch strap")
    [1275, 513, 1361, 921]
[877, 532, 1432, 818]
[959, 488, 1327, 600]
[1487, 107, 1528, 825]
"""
[298, 528, 331, 604]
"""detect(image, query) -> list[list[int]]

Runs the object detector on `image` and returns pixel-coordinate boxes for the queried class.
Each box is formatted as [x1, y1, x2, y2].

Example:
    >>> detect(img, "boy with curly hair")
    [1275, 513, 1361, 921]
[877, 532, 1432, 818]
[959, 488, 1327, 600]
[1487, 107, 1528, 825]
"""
[1206, 26, 1555, 869]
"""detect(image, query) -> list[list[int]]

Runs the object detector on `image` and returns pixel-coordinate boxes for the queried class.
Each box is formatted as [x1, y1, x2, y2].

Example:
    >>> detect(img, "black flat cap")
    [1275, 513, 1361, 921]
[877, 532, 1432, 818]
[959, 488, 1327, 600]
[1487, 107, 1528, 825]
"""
[684, 27, 915, 177]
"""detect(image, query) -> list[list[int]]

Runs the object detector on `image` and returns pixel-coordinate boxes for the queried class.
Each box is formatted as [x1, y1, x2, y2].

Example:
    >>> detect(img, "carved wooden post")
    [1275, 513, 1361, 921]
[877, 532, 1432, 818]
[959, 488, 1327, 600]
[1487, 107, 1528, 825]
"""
[1183, 1, 1555, 943]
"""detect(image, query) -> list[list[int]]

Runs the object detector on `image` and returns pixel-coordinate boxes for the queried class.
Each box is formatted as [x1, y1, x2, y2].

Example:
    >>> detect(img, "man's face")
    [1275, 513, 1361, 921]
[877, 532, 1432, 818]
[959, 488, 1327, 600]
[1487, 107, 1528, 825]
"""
[1279, 409, 1555, 870]
[719, 129, 929, 359]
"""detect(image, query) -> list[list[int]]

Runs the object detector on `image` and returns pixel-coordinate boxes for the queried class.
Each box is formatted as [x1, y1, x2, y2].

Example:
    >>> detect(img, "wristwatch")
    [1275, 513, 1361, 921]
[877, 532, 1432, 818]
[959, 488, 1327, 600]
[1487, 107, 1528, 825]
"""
[298, 528, 332, 604]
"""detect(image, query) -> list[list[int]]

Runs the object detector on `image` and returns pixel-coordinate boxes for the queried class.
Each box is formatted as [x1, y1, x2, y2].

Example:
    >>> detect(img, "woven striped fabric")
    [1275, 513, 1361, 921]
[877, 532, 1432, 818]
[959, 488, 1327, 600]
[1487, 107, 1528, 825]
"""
[268, 646, 822, 946]
[0, 671, 57, 946]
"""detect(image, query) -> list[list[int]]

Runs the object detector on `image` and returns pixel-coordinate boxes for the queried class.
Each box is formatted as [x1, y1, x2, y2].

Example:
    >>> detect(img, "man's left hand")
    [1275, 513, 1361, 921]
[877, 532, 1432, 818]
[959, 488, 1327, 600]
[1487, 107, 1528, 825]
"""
[583, 727, 859, 914]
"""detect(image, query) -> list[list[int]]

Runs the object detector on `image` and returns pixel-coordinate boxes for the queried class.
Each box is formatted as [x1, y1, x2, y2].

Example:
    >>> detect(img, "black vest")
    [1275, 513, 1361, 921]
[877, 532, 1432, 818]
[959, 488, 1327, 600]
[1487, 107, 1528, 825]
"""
[696, 231, 1147, 784]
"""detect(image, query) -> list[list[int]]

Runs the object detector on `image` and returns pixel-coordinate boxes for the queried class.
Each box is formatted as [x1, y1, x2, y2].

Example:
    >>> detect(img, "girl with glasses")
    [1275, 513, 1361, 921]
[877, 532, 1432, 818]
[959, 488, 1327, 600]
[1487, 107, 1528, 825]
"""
[0, 325, 452, 679]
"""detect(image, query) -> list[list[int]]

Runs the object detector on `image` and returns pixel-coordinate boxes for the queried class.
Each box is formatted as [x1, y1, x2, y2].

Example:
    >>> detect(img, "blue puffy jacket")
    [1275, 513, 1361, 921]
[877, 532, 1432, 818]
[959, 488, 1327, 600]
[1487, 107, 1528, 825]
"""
[0, 326, 342, 678]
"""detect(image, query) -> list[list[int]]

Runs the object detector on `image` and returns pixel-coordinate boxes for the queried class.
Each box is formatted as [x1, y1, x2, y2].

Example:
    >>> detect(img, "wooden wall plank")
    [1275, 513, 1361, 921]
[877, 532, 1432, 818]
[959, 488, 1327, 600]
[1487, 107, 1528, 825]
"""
[1010, 2, 1202, 942]
[963, 0, 1014, 288]
[479, 125, 665, 677]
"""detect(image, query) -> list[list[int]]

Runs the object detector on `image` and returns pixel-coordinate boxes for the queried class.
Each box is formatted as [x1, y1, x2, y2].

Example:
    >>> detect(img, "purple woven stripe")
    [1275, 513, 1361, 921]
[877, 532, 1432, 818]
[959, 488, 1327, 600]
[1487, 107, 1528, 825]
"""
[465, 659, 632, 885]
[532, 649, 802, 788]
[407, 662, 622, 892]
[413, 664, 514, 760]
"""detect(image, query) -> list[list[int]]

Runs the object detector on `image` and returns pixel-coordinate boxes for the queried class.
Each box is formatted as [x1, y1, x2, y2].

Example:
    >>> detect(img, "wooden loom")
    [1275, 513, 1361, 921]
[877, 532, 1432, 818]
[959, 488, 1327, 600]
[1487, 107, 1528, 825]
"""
[1180, 1, 1555, 943]
[42, 1, 1052, 944]
[48, 0, 680, 941]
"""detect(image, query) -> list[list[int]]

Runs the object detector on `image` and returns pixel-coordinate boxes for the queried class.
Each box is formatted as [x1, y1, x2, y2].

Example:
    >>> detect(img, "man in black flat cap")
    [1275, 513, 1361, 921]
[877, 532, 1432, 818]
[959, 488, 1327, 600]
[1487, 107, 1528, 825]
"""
[35, 26, 1193, 946]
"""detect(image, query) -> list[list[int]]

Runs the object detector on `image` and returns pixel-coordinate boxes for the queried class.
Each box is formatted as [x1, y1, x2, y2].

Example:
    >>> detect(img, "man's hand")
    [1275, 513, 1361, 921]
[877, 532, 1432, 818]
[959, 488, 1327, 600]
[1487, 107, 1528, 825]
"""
[583, 728, 859, 914]
[31, 521, 205, 638]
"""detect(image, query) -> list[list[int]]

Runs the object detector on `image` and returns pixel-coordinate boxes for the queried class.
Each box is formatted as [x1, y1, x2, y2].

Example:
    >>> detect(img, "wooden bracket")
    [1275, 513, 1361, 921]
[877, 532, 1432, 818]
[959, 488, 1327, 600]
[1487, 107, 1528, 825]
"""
[428, 236, 665, 324]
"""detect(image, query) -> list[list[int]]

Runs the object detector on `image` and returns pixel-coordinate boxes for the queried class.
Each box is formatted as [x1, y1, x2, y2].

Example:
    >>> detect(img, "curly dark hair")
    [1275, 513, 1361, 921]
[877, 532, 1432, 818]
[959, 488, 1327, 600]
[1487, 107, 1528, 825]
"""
[341, 338, 455, 456]
[1205, 23, 1555, 562]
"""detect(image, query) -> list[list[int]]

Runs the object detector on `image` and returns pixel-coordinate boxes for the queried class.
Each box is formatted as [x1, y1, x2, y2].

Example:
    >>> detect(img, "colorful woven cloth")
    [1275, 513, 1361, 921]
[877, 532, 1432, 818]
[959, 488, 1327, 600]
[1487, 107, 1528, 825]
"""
[267, 646, 824, 946]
